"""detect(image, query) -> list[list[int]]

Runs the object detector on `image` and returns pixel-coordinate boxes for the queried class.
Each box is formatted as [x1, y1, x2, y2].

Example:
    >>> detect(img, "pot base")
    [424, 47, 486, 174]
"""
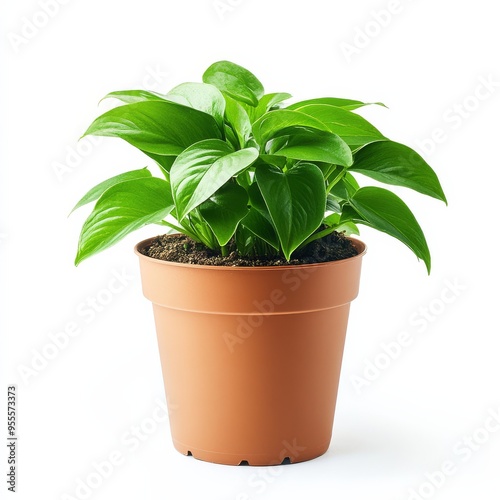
[172, 439, 330, 466]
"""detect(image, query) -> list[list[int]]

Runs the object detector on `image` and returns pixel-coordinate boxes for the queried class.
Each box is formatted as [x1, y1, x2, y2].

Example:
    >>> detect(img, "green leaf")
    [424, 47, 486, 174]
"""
[259, 155, 287, 169]
[344, 186, 431, 273]
[345, 172, 360, 192]
[199, 183, 249, 246]
[350, 141, 447, 203]
[241, 208, 279, 250]
[167, 82, 225, 129]
[203, 60, 264, 106]
[288, 97, 386, 111]
[255, 163, 326, 260]
[224, 124, 240, 150]
[241, 183, 280, 250]
[236, 170, 252, 189]
[326, 193, 342, 213]
[272, 129, 353, 167]
[224, 95, 252, 148]
[101, 90, 168, 104]
[142, 153, 175, 176]
[290, 104, 386, 146]
[235, 225, 256, 255]
[248, 181, 270, 215]
[250, 92, 292, 122]
[71, 168, 151, 214]
[83, 100, 221, 155]
[253, 109, 331, 145]
[324, 213, 360, 235]
[75, 177, 173, 265]
[170, 139, 258, 220]
[329, 173, 360, 200]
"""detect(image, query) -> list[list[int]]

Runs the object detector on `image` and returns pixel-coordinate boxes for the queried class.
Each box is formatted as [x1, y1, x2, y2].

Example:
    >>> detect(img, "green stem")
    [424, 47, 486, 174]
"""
[158, 220, 183, 233]
[157, 220, 199, 242]
[327, 168, 346, 193]
[297, 226, 337, 251]
[221, 245, 229, 257]
[323, 164, 337, 180]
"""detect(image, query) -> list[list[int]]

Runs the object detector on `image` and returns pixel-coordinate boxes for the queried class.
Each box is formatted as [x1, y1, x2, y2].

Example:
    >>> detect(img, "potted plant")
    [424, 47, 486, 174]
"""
[72, 60, 446, 465]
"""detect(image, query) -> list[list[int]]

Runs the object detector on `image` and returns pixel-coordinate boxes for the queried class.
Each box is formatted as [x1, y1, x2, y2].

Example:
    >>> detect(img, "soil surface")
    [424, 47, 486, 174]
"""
[141, 231, 359, 266]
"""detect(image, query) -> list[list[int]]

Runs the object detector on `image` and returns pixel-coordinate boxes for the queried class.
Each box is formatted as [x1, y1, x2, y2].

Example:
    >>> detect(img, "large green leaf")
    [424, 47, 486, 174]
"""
[344, 186, 431, 272]
[253, 109, 331, 145]
[272, 129, 353, 167]
[255, 163, 326, 260]
[75, 177, 173, 265]
[83, 100, 221, 155]
[203, 60, 264, 106]
[167, 82, 225, 129]
[71, 168, 151, 214]
[291, 104, 386, 146]
[101, 90, 169, 104]
[224, 95, 252, 148]
[170, 139, 258, 220]
[103, 84, 226, 129]
[199, 183, 249, 246]
[350, 141, 447, 202]
[288, 97, 386, 111]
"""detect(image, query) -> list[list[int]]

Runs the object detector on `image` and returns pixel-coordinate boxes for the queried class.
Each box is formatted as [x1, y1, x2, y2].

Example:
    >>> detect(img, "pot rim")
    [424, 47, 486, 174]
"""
[134, 234, 367, 271]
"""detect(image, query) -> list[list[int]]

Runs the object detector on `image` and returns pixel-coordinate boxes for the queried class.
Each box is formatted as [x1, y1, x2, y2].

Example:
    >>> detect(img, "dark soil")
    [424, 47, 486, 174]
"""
[141, 231, 359, 266]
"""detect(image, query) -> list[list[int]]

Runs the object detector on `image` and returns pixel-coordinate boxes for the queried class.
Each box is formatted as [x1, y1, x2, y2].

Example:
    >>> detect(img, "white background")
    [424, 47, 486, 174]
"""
[2, 1, 500, 499]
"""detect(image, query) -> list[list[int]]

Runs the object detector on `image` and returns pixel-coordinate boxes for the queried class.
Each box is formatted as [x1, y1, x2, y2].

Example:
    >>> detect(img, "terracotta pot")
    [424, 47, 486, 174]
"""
[135, 236, 366, 466]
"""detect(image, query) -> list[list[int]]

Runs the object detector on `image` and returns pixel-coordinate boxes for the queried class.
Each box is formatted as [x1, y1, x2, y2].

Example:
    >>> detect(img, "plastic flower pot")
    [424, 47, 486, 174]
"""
[135, 235, 366, 465]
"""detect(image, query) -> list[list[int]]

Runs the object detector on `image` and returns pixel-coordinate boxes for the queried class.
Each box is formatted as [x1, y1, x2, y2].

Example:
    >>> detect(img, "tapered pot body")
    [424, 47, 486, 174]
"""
[135, 237, 366, 465]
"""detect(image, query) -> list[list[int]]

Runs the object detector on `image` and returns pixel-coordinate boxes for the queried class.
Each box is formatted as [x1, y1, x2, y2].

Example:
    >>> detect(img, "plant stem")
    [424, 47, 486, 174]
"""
[297, 226, 337, 250]
[221, 245, 229, 257]
[327, 168, 346, 193]
[158, 220, 199, 242]
[158, 220, 184, 233]
[323, 164, 337, 180]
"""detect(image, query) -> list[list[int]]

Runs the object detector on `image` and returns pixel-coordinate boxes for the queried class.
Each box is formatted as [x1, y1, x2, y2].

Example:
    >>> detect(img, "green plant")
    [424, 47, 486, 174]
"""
[72, 60, 446, 271]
